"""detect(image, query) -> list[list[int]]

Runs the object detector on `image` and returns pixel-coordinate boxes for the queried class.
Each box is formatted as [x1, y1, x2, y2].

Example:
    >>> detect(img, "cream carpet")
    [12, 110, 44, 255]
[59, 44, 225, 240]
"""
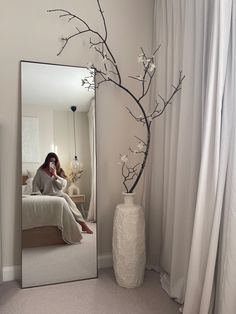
[22, 223, 97, 288]
[0, 268, 180, 314]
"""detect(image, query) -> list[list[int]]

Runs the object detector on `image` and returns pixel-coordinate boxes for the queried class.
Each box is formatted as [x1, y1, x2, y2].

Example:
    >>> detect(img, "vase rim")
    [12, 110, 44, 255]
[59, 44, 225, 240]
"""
[122, 192, 136, 196]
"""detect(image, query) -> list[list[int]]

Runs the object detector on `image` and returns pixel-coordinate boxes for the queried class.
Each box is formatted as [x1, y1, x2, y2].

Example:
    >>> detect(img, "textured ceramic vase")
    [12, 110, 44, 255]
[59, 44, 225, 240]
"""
[68, 182, 80, 196]
[112, 192, 146, 288]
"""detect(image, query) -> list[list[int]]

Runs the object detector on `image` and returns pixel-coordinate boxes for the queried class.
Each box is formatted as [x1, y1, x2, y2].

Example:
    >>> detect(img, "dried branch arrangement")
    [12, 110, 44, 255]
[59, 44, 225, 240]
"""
[48, 0, 185, 193]
[68, 169, 83, 183]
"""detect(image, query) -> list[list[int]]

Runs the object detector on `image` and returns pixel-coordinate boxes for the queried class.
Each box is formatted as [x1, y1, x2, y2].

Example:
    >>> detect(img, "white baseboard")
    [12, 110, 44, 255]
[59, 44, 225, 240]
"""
[2, 260, 158, 282]
[2, 265, 21, 282]
[98, 253, 113, 269]
[146, 264, 161, 272]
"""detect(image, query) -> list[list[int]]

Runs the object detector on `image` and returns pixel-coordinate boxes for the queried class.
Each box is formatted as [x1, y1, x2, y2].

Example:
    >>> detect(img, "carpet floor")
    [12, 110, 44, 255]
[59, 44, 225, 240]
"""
[22, 223, 97, 288]
[0, 268, 181, 314]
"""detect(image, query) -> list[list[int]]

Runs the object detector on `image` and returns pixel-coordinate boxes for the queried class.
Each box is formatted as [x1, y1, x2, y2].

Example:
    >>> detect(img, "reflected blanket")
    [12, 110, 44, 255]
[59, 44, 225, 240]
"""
[22, 195, 82, 243]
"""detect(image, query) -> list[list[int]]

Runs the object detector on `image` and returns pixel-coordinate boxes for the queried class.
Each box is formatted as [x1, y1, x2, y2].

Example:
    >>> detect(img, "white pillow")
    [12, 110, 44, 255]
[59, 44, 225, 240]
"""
[22, 185, 27, 195]
[22, 178, 33, 195]
[27, 170, 36, 178]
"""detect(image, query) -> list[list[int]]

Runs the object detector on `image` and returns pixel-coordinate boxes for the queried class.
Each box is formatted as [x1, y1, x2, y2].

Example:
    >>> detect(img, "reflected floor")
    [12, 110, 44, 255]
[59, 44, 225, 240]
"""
[22, 222, 97, 288]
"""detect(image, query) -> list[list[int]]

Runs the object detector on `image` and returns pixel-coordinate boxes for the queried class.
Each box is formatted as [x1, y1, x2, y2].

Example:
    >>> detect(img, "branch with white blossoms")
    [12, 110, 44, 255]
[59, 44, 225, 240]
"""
[69, 169, 83, 183]
[118, 136, 147, 192]
[129, 136, 146, 155]
[118, 155, 141, 193]
[129, 46, 160, 101]
[48, 0, 121, 85]
[125, 71, 185, 127]
[48, 0, 185, 193]
[81, 67, 96, 90]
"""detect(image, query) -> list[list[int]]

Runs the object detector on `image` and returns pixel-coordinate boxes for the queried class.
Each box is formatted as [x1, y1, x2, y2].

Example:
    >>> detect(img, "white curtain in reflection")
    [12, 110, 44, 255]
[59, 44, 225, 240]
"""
[0, 206, 2, 283]
[87, 99, 96, 221]
[148, 0, 235, 313]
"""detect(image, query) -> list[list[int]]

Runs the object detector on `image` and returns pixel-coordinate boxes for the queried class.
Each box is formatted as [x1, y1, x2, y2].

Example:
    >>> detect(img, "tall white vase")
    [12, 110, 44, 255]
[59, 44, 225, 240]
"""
[112, 192, 146, 288]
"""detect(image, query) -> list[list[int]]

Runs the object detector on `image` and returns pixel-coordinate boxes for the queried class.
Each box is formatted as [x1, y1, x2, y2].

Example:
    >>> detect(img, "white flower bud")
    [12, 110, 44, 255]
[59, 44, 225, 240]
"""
[120, 155, 128, 163]
[87, 62, 93, 69]
[138, 53, 145, 63]
[136, 75, 143, 81]
[137, 142, 144, 150]
[149, 63, 156, 72]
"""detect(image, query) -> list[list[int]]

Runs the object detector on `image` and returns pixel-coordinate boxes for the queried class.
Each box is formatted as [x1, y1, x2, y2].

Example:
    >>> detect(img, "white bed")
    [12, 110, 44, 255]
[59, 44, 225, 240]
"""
[22, 195, 82, 247]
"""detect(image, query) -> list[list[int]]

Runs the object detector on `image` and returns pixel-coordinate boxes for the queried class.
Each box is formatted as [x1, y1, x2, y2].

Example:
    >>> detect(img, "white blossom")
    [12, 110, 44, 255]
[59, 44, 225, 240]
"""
[87, 62, 93, 70]
[138, 53, 145, 63]
[136, 75, 143, 81]
[149, 62, 156, 72]
[137, 142, 144, 150]
[120, 155, 128, 163]
[139, 115, 143, 121]
[103, 53, 107, 63]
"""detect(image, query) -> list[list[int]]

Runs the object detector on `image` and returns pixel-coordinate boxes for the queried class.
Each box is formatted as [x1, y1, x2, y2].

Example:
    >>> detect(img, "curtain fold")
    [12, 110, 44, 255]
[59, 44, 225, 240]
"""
[0, 150, 2, 283]
[0, 208, 2, 283]
[214, 2, 236, 313]
[148, 0, 235, 312]
[87, 99, 97, 222]
[183, 1, 232, 313]
[148, 0, 207, 303]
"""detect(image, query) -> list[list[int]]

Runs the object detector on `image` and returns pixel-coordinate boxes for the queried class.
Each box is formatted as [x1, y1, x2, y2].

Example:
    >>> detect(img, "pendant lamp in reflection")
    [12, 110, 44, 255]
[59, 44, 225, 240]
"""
[70, 106, 83, 174]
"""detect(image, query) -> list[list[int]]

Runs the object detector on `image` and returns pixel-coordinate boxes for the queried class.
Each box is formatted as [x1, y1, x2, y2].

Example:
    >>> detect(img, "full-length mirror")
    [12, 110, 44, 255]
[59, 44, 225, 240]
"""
[21, 61, 97, 288]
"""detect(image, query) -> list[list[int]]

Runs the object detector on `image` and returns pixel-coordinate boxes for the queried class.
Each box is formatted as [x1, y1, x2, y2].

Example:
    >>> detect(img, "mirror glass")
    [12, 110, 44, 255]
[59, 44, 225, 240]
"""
[21, 61, 97, 288]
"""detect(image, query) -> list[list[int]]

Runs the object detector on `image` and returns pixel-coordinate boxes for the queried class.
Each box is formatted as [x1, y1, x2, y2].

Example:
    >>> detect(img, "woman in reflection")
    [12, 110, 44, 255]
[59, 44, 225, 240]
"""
[33, 152, 93, 234]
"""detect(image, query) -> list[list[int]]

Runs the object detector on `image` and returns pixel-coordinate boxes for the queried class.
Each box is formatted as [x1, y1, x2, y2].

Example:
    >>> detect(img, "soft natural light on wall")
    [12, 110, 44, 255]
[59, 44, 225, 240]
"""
[50, 144, 58, 154]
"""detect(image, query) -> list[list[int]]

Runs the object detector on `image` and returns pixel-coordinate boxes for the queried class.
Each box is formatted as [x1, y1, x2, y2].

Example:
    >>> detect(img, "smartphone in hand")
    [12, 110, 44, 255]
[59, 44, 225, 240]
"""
[49, 162, 55, 170]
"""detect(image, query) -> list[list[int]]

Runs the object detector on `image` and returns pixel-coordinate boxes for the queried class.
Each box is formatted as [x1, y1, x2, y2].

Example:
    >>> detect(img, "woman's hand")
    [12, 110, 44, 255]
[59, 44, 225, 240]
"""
[49, 165, 57, 178]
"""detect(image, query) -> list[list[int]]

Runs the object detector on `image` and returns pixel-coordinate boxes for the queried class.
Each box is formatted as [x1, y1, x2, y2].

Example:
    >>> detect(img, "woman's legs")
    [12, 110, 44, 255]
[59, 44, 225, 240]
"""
[78, 221, 93, 234]
[61, 192, 93, 234]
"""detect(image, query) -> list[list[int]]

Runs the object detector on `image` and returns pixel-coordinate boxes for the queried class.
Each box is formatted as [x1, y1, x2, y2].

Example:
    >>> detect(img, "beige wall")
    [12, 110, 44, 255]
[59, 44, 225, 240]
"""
[53, 110, 92, 210]
[0, 0, 154, 268]
[22, 104, 54, 175]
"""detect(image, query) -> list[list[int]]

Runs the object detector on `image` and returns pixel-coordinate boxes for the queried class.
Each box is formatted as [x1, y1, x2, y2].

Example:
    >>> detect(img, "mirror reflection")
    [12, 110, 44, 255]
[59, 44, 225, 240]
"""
[21, 61, 97, 288]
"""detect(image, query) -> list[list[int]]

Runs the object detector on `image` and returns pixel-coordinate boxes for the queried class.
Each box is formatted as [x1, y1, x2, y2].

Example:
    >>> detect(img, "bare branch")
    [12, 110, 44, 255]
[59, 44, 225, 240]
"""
[47, 9, 91, 29]
[48, 3, 185, 194]
[125, 107, 145, 125]
[152, 72, 185, 119]
[134, 136, 147, 146]
[129, 147, 145, 155]
[128, 75, 145, 82]
[97, 0, 108, 41]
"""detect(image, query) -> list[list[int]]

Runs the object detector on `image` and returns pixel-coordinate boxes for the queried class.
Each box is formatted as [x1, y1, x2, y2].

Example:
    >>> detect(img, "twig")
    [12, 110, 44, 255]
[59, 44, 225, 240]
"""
[48, 1, 185, 193]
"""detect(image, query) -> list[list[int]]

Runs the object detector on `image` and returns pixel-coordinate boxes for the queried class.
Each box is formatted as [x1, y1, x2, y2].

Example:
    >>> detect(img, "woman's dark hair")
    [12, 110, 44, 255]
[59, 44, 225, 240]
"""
[41, 152, 67, 178]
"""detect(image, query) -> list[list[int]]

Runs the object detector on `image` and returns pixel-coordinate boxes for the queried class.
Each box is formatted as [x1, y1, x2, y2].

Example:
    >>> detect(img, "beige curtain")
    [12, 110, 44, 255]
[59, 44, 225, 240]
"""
[147, 0, 235, 313]
[0, 132, 2, 283]
[0, 196, 2, 283]
[87, 99, 96, 221]
[211, 3, 236, 313]
[147, 0, 206, 303]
